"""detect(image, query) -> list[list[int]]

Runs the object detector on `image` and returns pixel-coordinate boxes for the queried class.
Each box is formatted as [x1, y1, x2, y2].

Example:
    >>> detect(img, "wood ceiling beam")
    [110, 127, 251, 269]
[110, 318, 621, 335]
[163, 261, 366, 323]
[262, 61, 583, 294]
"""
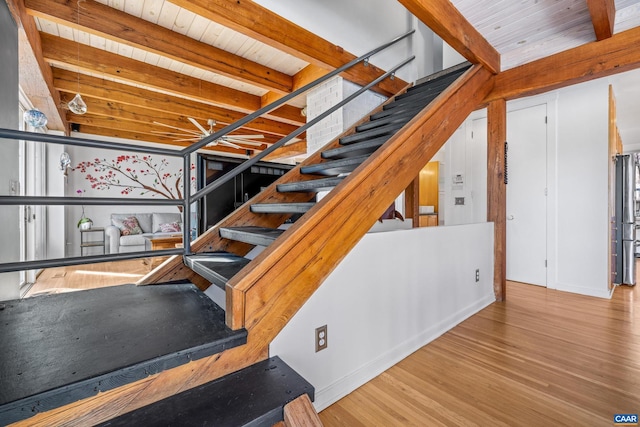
[39, 33, 304, 126]
[586, 0, 616, 41]
[397, 0, 500, 74]
[263, 140, 307, 161]
[169, 0, 408, 97]
[65, 108, 278, 146]
[71, 120, 252, 157]
[5, 0, 67, 132]
[486, 25, 640, 103]
[24, 0, 293, 95]
[58, 93, 279, 144]
[52, 68, 298, 138]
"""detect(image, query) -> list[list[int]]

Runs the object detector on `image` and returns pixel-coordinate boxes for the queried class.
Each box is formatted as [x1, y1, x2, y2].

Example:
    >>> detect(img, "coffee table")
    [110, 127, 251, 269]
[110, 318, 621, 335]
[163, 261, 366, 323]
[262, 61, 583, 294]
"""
[145, 235, 183, 269]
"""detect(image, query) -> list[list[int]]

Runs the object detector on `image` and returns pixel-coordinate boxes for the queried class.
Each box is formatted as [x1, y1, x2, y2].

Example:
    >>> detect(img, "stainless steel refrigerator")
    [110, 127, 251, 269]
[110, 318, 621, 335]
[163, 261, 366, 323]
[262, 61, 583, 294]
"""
[614, 154, 636, 286]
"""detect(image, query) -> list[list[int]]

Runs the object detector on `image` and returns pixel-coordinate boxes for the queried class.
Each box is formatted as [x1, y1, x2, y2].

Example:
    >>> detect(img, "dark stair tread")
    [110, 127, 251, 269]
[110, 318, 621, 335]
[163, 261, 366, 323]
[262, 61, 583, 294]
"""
[356, 109, 417, 132]
[184, 252, 251, 290]
[97, 356, 314, 427]
[300, 155, 369, 176]
[408, 62, 472, 91]
[220, 226, 285, 247]
[339, 122, 405, 145]
[250, 202, 315, 214]
[370, 102, 426, 121]
[395, 70, 465, 100]
[383, 88, 445, 111]
[322, 136, 390, 159]
[0, 283, 247, 425]
[277, 176, 345, 193]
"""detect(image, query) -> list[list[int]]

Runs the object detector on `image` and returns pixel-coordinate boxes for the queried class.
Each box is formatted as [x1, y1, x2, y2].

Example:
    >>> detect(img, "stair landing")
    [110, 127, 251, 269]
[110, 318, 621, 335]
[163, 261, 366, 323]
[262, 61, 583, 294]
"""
[0, 283, 247, 425]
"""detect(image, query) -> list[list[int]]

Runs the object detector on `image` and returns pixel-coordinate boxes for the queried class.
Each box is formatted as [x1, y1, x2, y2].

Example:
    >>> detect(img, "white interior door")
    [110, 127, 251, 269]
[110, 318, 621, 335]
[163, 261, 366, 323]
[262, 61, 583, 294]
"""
[506, 104, 547, 286]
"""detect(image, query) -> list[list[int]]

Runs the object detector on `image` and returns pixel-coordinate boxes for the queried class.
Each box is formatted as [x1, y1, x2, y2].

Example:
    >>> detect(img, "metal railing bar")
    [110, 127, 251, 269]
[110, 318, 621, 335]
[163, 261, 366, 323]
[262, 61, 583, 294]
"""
[181, 30, 415, 155]
[0, 128, 182, 157]
[182, 155, 192, 254]
[0, 249, 184, 274]
[190, 55, 415, 204]
[0, 196, 183, 206]
[0, 32, 415, 273]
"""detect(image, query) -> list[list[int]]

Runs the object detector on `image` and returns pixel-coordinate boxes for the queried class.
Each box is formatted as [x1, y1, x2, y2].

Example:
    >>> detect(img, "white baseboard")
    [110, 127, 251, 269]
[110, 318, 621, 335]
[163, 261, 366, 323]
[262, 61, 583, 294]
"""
[312, 294, 496, 412]
[551, 282, 614, 299]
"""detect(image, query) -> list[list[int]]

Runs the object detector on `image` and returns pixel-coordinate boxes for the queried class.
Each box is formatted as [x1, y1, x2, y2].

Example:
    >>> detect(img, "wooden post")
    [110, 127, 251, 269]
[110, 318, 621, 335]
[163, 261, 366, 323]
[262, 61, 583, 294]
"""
[405, 177, 419, 228]
[487, 99, 507, 301]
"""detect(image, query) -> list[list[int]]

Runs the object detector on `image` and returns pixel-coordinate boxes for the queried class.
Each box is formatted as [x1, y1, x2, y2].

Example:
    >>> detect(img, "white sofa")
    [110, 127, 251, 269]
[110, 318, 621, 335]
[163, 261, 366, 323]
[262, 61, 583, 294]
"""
[105, 212, 183, 254]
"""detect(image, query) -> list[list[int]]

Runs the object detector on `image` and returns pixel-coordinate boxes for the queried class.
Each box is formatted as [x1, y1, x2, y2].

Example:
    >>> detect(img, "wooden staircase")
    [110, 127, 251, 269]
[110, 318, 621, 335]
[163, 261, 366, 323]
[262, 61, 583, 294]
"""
[4, 64, 494, 426]
[178, 64, 474, 317]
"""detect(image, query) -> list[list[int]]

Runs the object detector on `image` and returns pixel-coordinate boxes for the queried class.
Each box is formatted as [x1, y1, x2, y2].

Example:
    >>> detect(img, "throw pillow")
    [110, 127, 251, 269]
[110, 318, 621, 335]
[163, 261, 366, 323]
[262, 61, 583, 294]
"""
[113, 216, 143, 236]
[159, 222, 181, 233]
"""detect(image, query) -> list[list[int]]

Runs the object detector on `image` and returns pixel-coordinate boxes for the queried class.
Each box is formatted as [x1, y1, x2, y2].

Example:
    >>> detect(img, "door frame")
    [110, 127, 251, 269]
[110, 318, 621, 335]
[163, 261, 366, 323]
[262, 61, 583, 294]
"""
[467, 93, 558, 290]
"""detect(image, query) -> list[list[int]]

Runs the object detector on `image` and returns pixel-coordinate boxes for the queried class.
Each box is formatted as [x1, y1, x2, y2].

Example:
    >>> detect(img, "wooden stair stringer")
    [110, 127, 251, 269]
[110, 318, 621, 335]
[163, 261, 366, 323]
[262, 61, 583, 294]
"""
[137, 83, 411, 290]
[227, 65, 494, 340]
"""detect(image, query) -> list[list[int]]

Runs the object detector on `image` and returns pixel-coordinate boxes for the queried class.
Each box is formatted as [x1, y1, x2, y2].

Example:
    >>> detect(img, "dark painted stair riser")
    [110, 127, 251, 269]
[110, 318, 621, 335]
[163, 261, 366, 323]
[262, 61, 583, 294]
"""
[98, 356, 314, 427]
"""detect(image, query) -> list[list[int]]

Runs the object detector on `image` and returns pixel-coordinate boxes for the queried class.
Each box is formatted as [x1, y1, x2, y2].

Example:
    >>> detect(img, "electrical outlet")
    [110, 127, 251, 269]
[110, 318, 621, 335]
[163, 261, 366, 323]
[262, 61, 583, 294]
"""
[315, 325, 327, 352]
[475, 269, 480, 283]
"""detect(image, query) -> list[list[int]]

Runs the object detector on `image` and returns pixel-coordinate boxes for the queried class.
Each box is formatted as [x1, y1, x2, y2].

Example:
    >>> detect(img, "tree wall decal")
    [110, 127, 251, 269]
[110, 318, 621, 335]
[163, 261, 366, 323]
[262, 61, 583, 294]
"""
[73, 154, 195, 201]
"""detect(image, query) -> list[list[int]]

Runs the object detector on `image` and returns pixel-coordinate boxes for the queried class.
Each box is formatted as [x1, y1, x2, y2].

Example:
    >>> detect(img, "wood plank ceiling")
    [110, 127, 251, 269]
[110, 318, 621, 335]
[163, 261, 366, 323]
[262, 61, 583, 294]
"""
[11, 0, 640, 156]
[11, 0, 407, 159]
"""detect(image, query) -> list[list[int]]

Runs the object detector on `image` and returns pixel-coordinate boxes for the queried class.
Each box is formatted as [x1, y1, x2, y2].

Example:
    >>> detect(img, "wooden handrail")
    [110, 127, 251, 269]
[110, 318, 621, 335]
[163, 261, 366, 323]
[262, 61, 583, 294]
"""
[228, 65, 494, 336]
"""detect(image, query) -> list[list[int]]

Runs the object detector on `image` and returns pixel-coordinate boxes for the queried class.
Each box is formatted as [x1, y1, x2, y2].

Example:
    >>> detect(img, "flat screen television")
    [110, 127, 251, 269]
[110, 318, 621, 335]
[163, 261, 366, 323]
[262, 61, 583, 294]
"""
[197, 154, 294, 232]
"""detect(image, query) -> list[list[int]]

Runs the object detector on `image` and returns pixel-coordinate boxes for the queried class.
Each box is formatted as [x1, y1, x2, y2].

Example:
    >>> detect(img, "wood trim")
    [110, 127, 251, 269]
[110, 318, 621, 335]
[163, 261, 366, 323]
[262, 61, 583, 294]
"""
[24, 0, 292, 94]
[487, 99, 507, 301]
[168, 0, 407, 97]
[486, 25, 640, 102]
[405, 177, 419, 227]
[230, 66, 493, 339]
[283, 394, 323, 427]
[397, 0, 500, 74]
[586, 0, 615, 41]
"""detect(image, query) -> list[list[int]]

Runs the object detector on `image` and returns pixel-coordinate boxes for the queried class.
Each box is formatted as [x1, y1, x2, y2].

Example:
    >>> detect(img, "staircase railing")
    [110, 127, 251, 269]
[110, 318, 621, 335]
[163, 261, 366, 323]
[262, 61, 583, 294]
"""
[0, 30, 414, 275]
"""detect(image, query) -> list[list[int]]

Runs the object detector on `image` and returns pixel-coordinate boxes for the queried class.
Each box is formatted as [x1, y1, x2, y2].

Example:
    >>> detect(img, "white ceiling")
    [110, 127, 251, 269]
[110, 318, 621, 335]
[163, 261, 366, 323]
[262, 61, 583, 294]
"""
[450, 0, 640, 146]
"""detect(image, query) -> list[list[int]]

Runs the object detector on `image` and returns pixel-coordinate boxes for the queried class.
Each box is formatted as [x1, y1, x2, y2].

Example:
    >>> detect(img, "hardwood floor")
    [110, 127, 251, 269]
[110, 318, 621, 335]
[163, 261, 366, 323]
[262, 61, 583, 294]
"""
[23, 259, 640, 425]
[319, 281, 640, 426]
[25, 260, 148, 297]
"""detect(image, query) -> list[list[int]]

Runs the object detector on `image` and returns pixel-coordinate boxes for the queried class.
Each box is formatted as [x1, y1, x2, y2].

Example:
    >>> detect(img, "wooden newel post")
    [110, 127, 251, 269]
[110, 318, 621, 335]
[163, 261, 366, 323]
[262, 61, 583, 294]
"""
[487, 99, 507, 301]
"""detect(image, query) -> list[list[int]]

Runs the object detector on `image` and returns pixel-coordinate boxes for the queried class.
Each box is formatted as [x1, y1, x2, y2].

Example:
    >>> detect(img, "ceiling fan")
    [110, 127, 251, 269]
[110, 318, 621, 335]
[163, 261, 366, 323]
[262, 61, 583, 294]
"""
[151, 118, 265, 150]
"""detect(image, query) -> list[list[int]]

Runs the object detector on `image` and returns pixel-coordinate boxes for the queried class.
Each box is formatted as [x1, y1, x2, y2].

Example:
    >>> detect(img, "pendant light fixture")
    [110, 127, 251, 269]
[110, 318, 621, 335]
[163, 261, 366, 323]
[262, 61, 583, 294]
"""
[23, 109, 48, 128]
[68, 0, 87, 115]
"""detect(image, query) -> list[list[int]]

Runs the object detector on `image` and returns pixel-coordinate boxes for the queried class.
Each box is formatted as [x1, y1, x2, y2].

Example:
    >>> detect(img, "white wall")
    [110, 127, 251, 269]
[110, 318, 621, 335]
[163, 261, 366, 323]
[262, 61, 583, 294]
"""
[45, 139, 67, 260]
[64, 144, 185, 256]
[437, 78, 611, 298]
[439, 115, 488, 227]
[270, 223, 496, 411]
[553, 80, 610, 297]
[254, 0, 437, 82]
[0, 1, 21, 301]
